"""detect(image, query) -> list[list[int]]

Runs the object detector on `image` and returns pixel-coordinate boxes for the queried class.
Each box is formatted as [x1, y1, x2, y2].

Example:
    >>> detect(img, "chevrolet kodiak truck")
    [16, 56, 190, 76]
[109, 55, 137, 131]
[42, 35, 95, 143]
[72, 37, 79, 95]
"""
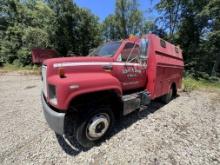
[41, 34, 184, 148]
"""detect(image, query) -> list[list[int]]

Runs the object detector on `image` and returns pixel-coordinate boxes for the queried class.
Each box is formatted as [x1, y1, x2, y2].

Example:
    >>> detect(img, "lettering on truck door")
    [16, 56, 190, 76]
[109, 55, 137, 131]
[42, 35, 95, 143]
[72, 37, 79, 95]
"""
[113, 42, 147, 91]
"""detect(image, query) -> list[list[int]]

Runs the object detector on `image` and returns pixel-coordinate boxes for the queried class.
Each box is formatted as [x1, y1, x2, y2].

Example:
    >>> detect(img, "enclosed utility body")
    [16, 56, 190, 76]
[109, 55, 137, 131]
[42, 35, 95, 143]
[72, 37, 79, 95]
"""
[146, 34, 183, 100]
[41, 34, 184, 147]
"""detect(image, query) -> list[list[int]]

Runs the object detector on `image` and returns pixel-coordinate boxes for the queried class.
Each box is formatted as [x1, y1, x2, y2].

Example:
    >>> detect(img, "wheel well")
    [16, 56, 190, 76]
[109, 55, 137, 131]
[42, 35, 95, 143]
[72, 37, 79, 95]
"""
[68, 90, 123, 119]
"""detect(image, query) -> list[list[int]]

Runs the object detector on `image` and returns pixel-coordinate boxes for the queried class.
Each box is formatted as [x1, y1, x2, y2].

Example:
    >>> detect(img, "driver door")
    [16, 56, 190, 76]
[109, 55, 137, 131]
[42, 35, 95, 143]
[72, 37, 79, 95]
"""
[113, 42, 147, 92]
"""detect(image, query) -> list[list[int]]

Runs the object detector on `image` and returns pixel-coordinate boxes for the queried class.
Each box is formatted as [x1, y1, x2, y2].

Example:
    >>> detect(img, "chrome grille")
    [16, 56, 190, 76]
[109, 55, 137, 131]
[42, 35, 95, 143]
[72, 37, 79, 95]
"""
[41, 65, 47, 97]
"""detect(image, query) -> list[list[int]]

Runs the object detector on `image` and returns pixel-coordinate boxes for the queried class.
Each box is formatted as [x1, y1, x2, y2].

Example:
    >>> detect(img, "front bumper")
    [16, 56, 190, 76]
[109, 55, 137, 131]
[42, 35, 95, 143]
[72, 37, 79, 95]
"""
[41, 93, 65, 135]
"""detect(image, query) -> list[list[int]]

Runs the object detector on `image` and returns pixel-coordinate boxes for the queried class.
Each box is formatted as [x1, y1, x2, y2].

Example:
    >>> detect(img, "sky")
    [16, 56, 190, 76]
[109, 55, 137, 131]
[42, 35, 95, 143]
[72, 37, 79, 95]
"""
[75, 0, 160, 22]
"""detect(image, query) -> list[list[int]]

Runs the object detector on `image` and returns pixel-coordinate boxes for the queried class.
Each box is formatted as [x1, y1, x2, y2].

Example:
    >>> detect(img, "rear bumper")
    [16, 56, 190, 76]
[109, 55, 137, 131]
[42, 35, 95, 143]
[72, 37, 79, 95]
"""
[41, 93, 65, 135]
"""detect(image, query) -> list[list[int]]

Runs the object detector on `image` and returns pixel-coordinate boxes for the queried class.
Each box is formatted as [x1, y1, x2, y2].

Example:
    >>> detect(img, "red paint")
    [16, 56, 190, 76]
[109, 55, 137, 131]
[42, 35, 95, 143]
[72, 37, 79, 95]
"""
[42, 34, 184, 110]
[146, 34, 184, 99]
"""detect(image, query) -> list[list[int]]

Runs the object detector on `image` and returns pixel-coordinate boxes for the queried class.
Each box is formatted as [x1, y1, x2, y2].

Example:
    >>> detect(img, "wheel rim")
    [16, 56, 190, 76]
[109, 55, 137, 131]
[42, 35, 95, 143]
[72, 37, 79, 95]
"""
[86, 113, 110, 141]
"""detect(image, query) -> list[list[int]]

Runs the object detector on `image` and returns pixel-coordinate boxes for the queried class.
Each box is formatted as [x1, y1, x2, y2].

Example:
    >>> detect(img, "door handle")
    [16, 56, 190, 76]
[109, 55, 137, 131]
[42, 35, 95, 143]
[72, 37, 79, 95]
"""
[103, 65, 113, 70]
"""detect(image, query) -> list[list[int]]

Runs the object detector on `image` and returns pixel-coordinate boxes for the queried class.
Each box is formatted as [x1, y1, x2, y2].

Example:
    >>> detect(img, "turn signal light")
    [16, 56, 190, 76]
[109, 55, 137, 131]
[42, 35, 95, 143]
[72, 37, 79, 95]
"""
[58, 68, 66, 78]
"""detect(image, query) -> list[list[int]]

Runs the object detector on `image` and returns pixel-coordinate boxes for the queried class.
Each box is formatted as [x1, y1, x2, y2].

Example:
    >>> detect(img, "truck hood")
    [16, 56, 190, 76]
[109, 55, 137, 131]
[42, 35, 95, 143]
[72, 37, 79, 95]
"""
[44, 56, 114, 76]
[43, 56, 113, 65]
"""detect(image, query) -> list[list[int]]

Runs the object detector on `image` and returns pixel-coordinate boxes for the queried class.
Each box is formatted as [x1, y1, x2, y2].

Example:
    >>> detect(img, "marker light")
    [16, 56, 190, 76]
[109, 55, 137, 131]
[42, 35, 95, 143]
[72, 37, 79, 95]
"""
[128, 35, 139, 42]
[58, 68, 66, 78]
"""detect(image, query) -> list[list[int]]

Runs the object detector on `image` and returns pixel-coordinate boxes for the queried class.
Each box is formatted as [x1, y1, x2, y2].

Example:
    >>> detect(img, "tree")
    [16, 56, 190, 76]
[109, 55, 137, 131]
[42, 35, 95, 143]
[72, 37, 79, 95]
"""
[102, 0, 143, 40]
[115, 0, 143, 38]
[47, 0, 101, 55]
[199, 0, 220, 76]
[141, 21, 154, 34]
[126, 0, 143, 35]
[0, 0, 102, 65]
[0, 0, 57, 65]
[75, 7, 102, 55]
[102, 15, 120, 41]
[175, 0, 211, 76]
[155, 0, 220, 77]
[46, 0, 77, 55]
[156, 0, 182, 41]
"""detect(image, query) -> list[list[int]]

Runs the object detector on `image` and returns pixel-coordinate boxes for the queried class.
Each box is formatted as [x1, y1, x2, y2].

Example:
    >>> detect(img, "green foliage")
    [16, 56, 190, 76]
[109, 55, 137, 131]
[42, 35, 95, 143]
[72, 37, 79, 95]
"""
[0, 63, 40, 75]
[156, 0, 220, 78]
[75, 8, 102, 55]
[183, 77, 199, 92]
[183, 77, 220, 92]
[156, 0, 182, 40]
[17, 47, 32, 66]
[102, 0, 143, 40]
[0, 0, 56, 66]
[22, 27, 50, 48]
[102, 0, 166, 41]
[102, 15, 121, 40]
[0, 0, 102, 65]
[142, 21, 154, 34]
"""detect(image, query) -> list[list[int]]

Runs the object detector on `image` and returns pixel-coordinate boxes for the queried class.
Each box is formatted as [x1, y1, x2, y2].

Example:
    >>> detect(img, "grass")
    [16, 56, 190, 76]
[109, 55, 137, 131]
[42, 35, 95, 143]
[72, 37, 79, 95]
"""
[183, 77, 220, 92]
[0, 64, 40, 75]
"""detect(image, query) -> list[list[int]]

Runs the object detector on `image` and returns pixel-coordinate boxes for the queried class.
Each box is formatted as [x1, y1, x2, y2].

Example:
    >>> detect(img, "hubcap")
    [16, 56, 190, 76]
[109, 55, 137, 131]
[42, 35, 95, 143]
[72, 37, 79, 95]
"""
[86, 113, 110, 140]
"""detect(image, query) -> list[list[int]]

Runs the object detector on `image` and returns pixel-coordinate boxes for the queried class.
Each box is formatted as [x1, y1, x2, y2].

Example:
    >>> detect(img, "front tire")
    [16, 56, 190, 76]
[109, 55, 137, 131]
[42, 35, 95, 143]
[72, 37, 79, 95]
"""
[76, 106, 115, 148]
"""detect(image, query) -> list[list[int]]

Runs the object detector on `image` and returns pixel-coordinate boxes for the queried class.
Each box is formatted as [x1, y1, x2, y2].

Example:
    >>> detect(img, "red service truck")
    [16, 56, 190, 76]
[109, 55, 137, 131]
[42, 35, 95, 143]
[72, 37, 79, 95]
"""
[41, 34, 184, 147]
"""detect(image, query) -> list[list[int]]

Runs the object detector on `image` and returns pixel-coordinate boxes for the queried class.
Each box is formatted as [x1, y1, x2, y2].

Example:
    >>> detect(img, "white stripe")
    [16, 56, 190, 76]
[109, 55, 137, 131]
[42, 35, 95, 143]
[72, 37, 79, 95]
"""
[53, 62, 144, 68]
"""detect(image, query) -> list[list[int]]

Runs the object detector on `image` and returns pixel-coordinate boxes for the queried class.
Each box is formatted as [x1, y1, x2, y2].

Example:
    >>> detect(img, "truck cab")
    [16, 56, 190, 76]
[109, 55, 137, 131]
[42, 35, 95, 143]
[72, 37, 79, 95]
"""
[88, 39, 147, 92]
[41, 34, 184, 148]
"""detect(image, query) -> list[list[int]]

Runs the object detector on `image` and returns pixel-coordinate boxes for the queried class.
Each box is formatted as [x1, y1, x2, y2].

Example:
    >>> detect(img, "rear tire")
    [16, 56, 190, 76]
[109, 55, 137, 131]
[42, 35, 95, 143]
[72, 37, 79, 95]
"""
[161, 87, 174, 104]
[76, 106, 115, 148]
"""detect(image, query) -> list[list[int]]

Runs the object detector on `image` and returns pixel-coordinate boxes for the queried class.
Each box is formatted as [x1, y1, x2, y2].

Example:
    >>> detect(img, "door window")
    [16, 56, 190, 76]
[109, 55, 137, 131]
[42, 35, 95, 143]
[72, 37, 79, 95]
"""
[121, 43, 140, 63]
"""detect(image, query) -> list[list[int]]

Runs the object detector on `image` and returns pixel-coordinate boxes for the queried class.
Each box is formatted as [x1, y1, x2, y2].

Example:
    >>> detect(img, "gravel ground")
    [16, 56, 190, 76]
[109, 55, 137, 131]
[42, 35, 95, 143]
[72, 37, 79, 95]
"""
[0, 72, 220, 165]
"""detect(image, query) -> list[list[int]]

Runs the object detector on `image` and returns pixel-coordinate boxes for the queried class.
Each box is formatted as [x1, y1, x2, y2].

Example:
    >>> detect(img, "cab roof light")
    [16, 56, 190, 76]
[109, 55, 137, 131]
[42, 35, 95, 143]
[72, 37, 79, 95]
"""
[128, 34, 139, 42]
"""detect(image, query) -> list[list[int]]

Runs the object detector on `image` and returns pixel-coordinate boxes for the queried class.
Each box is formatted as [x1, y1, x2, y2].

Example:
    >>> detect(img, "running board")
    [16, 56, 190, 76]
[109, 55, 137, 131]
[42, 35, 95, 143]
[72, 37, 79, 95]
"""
[122, 91, 150, 116]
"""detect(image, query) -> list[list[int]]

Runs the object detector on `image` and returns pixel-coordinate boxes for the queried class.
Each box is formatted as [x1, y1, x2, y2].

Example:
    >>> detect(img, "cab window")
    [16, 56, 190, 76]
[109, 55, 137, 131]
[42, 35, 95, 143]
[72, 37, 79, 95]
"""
[121, 43, 140, 63]
[89, 41, 121, 57]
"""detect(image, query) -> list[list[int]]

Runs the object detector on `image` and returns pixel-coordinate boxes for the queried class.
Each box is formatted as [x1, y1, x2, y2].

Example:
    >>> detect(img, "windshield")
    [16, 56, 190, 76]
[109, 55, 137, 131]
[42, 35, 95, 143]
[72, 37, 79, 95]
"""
[89, 41, 121, 57]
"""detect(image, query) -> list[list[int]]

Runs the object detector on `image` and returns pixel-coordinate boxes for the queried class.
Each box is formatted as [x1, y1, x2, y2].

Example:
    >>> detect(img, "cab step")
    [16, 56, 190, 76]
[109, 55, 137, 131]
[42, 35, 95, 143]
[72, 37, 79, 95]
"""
[122, 91, 150, 116]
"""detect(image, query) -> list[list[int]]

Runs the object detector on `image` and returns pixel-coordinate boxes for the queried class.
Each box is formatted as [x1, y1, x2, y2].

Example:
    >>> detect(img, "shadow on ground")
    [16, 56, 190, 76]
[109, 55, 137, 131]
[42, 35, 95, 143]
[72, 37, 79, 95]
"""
[55, 97, 175, 156]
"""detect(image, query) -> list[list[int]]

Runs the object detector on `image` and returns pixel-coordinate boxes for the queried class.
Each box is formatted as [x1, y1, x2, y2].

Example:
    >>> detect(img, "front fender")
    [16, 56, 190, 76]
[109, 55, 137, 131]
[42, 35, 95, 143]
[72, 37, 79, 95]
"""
[48, 73, 122, 110]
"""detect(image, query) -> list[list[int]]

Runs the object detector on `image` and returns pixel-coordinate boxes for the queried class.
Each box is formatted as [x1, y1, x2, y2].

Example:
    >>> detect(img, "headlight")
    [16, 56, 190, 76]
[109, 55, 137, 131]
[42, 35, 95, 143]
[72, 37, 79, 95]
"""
[48, 84, 57, 105]
[41, 65, 47, 97]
